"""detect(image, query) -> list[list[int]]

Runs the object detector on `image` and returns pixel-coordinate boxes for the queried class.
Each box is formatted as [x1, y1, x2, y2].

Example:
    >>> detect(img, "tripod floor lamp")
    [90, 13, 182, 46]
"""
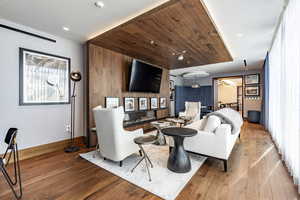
[65, 71, 82, 153]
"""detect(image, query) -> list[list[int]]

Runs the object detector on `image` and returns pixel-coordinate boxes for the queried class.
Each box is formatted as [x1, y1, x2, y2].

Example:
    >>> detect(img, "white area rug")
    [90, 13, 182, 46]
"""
[80, 144, 206, 200]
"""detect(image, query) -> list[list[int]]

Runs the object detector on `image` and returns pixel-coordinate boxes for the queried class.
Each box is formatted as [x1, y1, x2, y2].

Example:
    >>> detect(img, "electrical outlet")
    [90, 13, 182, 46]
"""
[66, 124, 71, 133]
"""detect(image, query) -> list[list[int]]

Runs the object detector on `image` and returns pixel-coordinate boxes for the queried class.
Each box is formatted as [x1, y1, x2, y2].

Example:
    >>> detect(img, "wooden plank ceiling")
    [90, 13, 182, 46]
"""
[89, 0, 232, 69]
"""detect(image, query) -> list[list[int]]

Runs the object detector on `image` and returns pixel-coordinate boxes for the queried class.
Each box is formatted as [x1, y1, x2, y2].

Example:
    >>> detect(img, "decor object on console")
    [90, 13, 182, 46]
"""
[65, 71, 82, 153]
[179, 101, 201, 122]
[245, 85, 260, 96]
[245, 74, 260, 85]
[0, 128, 22, 199]
[150, 121, 172, 145]
[150, 97, 158, 109]
[93, 106, 143, 166]
[131, 135, 157, 181]
[139, 97, 148, 110]
[170, 108, 243, 172]
[124, 97, 135, 112]
[105, 97, 120, 108]
[160, 97, 167, 108]
[19, 48, 70, 105]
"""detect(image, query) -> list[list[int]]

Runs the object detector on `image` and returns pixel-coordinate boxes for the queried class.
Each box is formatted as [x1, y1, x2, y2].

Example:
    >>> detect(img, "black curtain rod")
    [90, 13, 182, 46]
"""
[0, 24, 56, 43]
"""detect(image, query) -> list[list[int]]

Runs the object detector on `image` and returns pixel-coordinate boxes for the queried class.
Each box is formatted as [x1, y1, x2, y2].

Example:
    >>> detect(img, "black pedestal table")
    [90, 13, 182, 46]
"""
[161, 127, 197, 173]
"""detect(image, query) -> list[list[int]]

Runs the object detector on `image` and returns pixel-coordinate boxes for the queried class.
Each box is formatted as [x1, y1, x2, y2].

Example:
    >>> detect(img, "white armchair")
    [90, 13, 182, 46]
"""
[179, 101, 201, 122]
[169, 118, 241, 172]
[93, 106, 143, 166]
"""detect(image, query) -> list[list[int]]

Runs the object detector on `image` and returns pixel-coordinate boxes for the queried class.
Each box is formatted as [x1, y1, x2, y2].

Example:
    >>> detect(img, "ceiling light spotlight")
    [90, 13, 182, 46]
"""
[178, 55, 184, 61]
[150, 40, 155, 45]
[182, 50, 187, 54]
[95, 1, 104, 8]
[62, 27, 70, 31]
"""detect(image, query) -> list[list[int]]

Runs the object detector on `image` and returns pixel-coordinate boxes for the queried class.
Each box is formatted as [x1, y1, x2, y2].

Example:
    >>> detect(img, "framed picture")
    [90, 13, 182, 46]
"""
[139, 97, 148, 110]
[19, 48, 70, 105]
[150, 97, 158, 109]
[105, 97, 120, 108]
[124, 97, 135, 112]
[245, 86, 260, 96]
[245, 74, 260, 85]
[160, 97, 167, 108]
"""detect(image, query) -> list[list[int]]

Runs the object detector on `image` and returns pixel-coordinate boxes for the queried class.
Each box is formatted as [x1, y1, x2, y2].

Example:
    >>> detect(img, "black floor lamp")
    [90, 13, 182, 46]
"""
[65, 71, 82, 153]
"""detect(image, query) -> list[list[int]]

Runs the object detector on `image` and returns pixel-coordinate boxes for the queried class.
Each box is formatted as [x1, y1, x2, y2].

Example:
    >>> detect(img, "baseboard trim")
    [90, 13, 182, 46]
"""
[1, 137, 84, 162]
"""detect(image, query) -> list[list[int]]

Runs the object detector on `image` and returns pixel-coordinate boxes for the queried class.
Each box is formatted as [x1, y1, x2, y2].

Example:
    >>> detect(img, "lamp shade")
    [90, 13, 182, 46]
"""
[70, 71, 82, 82]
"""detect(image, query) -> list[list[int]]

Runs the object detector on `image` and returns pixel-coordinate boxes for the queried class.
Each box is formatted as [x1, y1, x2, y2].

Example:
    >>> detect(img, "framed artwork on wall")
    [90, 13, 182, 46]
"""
[124, 97, 135, 112]
[105, 97, 120, 108]
[19, 48, 70, 105]
[245, 86, 260, 96]
[139, 97, 148, 110]
[245, 74, 260, 85]
[150, 97, 158, 110]
[160, 97, 167, 108]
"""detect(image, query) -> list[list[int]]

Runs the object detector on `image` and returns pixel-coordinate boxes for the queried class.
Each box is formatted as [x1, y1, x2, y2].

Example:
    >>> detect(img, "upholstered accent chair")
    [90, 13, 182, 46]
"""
[93, 106, 143, 166]
[179, 101, 201, 122]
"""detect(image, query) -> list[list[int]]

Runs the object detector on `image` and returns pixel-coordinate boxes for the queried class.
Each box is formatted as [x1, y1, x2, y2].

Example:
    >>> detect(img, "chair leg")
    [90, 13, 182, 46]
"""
[169, 146, 172, 153]
[119, 161, 122, 167]
[223, 160, 228, 172]
[139, 150, 142, 156]
[103, 157, 106, 160]
[1, 144, 22, 199]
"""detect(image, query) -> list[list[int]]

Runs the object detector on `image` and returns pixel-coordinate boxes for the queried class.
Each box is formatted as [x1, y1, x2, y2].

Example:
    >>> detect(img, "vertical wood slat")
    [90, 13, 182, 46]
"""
[87, 44, 170, 130]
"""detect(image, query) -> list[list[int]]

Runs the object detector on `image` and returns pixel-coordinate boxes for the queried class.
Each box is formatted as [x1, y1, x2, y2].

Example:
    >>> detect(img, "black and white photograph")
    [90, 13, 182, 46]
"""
[150, 97, 158, 109]
[105, 97, 120, 108]
[160, 97, 167, 108]
[245, 74, 260, 85]
[124, 97, 135, 112]
[19, 48, 70, 105]
[245, 86, 260, 96]
[139, 97, 148, 110]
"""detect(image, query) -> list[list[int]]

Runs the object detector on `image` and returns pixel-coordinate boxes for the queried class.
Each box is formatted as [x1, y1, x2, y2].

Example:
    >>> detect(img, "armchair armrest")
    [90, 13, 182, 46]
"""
[179, 111, 186, 117]
[124, 128, 144, 140]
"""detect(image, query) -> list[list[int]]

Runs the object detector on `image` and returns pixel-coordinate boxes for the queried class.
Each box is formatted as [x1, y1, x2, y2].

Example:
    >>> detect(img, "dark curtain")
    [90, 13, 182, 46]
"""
[261, 53, 269, 127]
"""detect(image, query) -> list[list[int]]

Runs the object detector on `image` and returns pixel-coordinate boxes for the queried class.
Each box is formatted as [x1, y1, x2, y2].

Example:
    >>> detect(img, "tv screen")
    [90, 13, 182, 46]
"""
[128, 60, 162, 93]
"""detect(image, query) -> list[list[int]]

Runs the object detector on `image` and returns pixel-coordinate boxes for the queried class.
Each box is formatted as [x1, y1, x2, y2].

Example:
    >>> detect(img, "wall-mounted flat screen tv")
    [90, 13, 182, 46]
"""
[128, 60, 162, 93]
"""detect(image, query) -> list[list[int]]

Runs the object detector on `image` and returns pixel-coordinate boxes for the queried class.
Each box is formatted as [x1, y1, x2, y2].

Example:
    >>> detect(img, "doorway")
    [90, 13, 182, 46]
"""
[213, 76, 243, 117]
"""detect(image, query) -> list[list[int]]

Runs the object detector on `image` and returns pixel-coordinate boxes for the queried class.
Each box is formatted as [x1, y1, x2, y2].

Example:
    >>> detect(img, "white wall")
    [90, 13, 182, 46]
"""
[0, 19, 84, 153]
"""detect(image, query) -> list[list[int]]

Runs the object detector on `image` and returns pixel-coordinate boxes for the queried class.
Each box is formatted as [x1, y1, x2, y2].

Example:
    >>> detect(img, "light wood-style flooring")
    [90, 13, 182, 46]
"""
[0, 122, 299, 200]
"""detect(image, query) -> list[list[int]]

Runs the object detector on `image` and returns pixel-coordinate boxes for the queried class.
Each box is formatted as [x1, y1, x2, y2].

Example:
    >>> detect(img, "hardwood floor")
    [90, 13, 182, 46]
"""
[0, 122, 299, 200]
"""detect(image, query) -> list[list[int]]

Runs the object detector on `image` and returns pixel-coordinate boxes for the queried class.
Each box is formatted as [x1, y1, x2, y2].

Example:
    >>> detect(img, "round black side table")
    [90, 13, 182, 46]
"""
[161, 127, 197, 173]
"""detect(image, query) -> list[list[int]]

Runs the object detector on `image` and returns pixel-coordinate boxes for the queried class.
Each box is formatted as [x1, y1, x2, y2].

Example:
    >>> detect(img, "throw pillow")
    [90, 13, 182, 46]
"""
[203, 115, 221, 133]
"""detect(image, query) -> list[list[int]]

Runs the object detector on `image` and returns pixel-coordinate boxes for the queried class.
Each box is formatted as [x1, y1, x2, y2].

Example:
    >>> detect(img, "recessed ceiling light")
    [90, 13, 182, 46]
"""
[150, 40, 155, 45]
[236, 33, 244, 37]
[95, 1, 104, 8]
[182, 50, 187, 54]
[178, 55, 184, 61]
[62, 27, 70, 31]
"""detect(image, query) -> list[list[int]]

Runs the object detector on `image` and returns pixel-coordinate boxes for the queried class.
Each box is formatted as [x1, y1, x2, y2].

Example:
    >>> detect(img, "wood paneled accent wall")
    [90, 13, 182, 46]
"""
[87, 44, 170, 129]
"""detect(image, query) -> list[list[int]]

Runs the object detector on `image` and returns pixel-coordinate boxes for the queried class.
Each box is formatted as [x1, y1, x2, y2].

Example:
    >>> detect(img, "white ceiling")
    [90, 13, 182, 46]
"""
[0, 0, 169, 42]
[171, 0, 285, 75]
[0, 0, 285, 74]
